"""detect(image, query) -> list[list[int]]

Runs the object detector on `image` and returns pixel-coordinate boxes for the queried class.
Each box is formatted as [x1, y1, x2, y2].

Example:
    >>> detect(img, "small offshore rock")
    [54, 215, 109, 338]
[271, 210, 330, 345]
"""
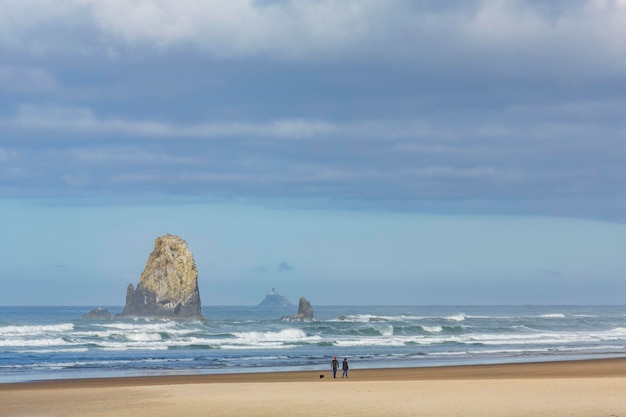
[82, 307, 111, 320]
[282, 297, 315, 321]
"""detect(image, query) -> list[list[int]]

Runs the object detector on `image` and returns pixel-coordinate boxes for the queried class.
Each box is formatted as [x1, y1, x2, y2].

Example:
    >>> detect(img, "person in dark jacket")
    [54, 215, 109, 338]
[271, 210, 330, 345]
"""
[331, 356, 339, 378]
[342, 358, 349, 378]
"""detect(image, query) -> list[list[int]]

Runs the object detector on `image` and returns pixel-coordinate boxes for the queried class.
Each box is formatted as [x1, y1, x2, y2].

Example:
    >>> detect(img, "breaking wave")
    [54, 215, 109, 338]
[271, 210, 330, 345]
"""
[3, 305, 626, 382]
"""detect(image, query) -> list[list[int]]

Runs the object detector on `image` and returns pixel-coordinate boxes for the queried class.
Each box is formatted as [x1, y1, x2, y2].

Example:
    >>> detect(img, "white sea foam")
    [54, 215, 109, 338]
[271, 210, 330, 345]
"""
[222, 329, 322, 349]
[153, 329, 324, 350]
[20, 348, 89, 354]
[329, 326, 626, 349]
[421, 325, 443, 333]
[0, 323, 74, 336]
[8, 325, 623, 353]
[428, 351, 469, 357]
[339, 314, 388, 323]
[606, 327, 626, 335]
[456, 328, 626, 346]
[233, 328, 308, 342]
[464, 347, 550, 355]
[98, 343, 169, 351]
[334, 337, 406, 347]
[126, 332, 162, 342]
[223, 343, 295, 350]
[512, 325, 538, 332]
[0, 338, 69, 347]
[238, 355, 289, 362]
[99, 322, 178, 331]
[84, 321, 197, 343]
[3, 305, 626, 382]
[331, 314, 419, 323]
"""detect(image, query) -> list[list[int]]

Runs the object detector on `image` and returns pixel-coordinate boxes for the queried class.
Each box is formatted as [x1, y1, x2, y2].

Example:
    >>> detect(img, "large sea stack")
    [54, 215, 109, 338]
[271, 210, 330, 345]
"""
[118, 234, 203, 319]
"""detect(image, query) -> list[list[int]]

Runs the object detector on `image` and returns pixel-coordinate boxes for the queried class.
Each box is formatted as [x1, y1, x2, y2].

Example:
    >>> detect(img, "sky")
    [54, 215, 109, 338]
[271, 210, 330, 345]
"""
[1, 0, 625, 306]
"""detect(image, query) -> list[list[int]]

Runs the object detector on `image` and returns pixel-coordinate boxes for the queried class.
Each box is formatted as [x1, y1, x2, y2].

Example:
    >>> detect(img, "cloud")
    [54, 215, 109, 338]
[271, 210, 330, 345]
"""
[1, 100, 623, 220]
[539, 268, 563, 277]
[278, 262, 294, 272]
[252, 265, 269, 274]
[1, 104, 340, 139]
[1, 2, 625, 221]
[0, 104, 463, 143]
[2, 1, 626, 76]
[252, 262, 294, 273]
[0, 65, 58, 94]
[0, 0, 384, 59]
[0, 148, 13, 163]
[13, 102, 621, 145]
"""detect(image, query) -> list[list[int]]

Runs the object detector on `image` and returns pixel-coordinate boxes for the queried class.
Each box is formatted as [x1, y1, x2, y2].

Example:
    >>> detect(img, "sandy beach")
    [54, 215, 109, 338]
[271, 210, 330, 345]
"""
[2, 358, 626, 417]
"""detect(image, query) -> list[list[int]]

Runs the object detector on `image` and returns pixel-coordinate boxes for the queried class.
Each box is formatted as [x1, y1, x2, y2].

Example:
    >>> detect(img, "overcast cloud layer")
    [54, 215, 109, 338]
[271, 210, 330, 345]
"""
[1, 0, 625, 220]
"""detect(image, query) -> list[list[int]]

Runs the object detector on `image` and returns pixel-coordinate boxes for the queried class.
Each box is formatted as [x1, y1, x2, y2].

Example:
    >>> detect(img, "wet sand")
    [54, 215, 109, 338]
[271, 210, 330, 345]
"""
[2, 358, 626, 416]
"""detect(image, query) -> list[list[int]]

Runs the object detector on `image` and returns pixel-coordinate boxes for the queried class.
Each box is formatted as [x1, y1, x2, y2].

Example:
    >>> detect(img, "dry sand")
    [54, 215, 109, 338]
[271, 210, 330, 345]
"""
[2, 358, 626, 417]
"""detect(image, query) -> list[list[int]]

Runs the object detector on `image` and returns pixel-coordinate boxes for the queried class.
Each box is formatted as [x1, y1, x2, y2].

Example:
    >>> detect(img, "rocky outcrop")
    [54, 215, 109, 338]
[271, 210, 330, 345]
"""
[118, 234, 203, 319]
[259, 288, 294, 306]
[82, 307, 111, 320]
[282, 297, 315, 321]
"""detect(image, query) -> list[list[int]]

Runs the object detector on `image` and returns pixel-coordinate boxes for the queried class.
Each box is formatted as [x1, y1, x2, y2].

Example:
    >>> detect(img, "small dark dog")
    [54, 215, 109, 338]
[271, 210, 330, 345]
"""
[319, 374, 324, 379]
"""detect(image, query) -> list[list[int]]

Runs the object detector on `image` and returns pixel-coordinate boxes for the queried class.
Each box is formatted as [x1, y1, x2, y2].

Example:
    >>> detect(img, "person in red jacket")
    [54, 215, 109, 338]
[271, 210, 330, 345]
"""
[331, 356, 339, 378]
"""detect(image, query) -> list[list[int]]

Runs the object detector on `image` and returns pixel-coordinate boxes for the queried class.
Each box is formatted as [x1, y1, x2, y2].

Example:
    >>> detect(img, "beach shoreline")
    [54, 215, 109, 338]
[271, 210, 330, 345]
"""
[2, 356, 626, 389]
[2, 357, 626, 416]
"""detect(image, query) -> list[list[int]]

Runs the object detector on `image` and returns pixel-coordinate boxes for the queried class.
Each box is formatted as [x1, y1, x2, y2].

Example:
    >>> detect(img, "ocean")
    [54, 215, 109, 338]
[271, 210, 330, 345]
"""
[2, 305, 626, 383]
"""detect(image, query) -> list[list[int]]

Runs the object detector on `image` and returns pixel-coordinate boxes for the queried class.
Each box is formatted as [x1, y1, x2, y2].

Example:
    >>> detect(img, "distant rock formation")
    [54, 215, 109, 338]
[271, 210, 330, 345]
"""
[118, 234, 203, 319]
[259, 288, 294, 306]
[82, 307, 111, 320]
[282, 297, 315, 321]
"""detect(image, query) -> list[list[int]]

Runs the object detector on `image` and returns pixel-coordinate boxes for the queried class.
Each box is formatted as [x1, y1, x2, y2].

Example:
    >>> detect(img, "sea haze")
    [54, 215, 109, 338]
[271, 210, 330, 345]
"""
[1, 305, 626, 383]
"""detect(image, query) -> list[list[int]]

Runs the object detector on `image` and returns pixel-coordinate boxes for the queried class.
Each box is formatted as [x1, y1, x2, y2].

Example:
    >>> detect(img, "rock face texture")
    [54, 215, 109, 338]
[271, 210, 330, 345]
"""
[282, 297, 315, 321]
[118, 234, 203, 319]
[259, 288, 294, 306]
